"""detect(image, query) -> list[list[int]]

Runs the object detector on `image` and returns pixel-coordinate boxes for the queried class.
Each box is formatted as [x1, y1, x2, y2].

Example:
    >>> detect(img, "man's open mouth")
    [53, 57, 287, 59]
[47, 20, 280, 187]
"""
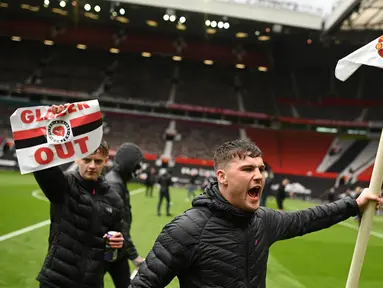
[248, 186, 262, 198]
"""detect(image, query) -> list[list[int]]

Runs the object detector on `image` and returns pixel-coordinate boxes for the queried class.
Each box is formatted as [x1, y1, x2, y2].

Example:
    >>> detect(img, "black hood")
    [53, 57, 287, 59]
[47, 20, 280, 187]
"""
[113, 143, 144, 182]
[192, 182, 254, 219]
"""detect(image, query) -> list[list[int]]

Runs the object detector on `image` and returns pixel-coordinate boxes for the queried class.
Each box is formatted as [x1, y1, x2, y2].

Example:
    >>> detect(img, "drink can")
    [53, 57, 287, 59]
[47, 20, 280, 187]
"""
[104, 231, 118, 262]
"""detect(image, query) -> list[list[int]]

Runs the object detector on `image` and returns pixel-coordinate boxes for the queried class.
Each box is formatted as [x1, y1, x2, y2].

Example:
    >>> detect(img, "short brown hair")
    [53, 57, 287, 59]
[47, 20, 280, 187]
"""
[92, 139, 109, 157]
[213, 139, 262, 170]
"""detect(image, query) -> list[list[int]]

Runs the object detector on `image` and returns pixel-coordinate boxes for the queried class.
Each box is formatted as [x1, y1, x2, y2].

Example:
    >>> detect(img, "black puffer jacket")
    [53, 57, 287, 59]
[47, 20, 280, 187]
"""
[34, 167, 124, 288]
[131, 182, 359, 288]
[105, 143, 144, 260]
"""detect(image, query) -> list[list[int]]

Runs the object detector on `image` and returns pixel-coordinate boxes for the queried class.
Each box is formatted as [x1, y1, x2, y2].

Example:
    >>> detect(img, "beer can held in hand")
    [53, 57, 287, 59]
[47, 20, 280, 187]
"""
[104, 231, 118, 262]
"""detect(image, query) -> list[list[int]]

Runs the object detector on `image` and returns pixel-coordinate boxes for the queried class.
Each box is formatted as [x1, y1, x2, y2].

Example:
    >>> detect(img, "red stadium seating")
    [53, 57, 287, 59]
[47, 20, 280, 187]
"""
[247, 128, 334, 174]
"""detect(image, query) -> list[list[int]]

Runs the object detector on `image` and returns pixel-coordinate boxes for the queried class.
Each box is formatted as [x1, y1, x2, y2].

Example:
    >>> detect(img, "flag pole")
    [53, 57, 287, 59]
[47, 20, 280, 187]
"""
[345, 129, 383, 288]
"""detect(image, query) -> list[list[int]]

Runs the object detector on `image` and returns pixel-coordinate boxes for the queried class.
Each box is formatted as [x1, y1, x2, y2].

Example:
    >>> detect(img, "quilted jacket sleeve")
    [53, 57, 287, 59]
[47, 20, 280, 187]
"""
[130, 209, 206, 288]
[265, 197, 360, 244]
[33, 166, 69, 204]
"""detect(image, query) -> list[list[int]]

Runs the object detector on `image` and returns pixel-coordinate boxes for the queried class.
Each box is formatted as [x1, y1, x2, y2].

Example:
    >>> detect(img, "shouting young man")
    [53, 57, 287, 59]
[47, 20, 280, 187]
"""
[34, 104, 125, 288]
[130, 139, 382, 288]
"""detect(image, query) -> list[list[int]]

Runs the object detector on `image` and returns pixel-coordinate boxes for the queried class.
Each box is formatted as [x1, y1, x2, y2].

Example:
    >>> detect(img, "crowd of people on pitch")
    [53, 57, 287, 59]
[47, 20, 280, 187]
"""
[32, 104, 383, 288]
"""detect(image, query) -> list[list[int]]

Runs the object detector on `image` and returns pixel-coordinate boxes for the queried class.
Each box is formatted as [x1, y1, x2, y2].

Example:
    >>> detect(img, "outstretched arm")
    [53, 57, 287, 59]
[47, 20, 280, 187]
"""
[266, 197, 360, 244]
[266, 188, 383, 244]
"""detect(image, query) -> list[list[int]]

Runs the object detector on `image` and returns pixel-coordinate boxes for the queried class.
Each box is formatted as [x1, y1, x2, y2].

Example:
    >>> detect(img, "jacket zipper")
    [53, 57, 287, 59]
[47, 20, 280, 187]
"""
[244, 228, 250, 287]
[77, 193, 98, 285]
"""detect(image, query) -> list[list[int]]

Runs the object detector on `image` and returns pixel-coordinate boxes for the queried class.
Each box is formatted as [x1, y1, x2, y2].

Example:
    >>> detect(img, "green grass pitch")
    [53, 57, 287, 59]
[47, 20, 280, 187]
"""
[0, 170, 382, 287]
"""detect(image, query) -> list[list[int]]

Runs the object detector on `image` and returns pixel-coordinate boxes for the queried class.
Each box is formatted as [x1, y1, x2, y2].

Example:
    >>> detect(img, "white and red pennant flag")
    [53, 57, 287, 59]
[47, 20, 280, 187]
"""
[335, 35, 383, 81]
[10, 99, 103, 174]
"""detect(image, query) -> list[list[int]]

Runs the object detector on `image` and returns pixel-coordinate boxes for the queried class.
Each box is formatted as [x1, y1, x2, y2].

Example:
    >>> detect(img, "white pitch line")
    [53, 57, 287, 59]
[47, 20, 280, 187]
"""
[339, 222, 383, 239]
[32, 189, 49, 202]
[0, 220, 51, 242]
[0, 187, 146, 242]
[267, 254, 307, 288]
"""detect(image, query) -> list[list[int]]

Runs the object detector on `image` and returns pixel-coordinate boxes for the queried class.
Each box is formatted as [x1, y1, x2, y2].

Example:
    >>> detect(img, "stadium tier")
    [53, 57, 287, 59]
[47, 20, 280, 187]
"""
[1, 35, 383, 123]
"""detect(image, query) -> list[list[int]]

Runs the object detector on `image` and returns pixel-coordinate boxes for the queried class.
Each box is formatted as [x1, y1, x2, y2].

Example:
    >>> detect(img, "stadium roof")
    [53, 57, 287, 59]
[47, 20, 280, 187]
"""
[340, 0, 383, 30]
[321, 0, 383, 45]
[117, 0, 325, 30]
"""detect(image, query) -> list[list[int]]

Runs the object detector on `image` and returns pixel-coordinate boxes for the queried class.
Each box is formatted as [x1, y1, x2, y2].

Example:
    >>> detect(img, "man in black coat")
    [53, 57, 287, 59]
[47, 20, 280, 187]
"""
[130, 139, 382, 288]
[157, 169, 173, 216]
[34, 105, 125, 288]
[104, 143, 145, 287]
[145, 167, 156, 197]
[276, 178, 289, 211]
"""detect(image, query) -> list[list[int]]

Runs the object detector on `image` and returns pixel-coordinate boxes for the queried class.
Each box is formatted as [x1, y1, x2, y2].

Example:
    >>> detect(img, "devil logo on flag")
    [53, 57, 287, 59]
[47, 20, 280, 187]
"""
[375, 36, 383, 58]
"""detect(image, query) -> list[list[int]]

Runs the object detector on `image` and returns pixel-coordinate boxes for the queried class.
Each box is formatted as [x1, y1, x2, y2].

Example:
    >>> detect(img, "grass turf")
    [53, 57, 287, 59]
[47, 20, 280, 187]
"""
[0, 171, 382, 287]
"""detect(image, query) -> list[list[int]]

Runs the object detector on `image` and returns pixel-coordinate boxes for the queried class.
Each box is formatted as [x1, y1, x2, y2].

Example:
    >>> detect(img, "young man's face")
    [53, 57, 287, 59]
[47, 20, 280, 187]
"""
[76, 149, 108, 181]
[217, 155, 265, 212]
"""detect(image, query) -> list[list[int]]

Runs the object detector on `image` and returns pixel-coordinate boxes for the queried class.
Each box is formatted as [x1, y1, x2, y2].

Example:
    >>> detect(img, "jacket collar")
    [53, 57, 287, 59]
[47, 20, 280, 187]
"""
[72, 170, 109, 195]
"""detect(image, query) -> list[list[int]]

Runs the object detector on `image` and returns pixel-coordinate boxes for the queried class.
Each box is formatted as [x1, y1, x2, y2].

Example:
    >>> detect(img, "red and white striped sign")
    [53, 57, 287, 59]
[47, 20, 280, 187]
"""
[10, 99, 103, 174]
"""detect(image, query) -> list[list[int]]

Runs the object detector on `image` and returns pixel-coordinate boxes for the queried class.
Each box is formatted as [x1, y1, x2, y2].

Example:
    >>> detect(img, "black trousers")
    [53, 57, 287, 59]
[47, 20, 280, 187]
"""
[157, 190, 170, 215]
[104, 255, 131, 288]
[145, 184, 154, 197]
[276, 197, 285, 210]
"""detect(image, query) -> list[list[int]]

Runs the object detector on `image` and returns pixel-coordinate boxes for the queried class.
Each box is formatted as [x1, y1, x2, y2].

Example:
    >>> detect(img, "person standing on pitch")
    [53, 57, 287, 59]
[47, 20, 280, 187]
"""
[276, 177, 289, 211]
[260, 162, 273, 207]
[145, 167, 157, 197]
[186, 171, 198, 201]
[104, 143, 145, 287]
[130, 139, 382, 288]
[34, 105, 125, 288]
[157, 169, 173, 216]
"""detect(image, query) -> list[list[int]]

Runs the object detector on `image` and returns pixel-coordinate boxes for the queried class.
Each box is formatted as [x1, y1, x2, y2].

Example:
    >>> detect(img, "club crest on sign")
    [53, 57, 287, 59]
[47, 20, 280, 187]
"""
[375, 36, 383, 58]
[47, 120, 72, 144]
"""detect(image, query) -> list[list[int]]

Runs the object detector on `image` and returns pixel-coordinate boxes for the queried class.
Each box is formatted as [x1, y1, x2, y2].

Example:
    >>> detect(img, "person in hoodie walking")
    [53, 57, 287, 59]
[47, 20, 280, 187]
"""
[104, 143, 145, 287]
[130, 139, 382, 288]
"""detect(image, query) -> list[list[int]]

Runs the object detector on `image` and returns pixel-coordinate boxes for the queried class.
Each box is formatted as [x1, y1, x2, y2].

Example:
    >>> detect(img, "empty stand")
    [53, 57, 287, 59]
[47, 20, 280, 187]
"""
[176, 61, 238, 109]
[297, 106, 361, 121]
[107, 54, 173, 102]
[40, 45, 115, 93]
[173, 121, 239, 159]
[0, 39, 46, 84]
[239, 68, 275, 115]
[1, 37, 382, 125]
[246, 128, 280, 170]
[278, 130, 334, 174]
[103, 113, 168, 155]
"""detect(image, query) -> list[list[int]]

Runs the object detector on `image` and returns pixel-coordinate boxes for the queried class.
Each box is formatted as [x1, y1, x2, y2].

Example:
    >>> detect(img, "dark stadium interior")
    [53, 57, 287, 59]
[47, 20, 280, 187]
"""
[0, 0, 382, 191]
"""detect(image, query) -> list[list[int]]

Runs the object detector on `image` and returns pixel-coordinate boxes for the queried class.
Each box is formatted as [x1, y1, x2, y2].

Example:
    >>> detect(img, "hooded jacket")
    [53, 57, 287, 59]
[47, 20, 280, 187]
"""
[34, 167, 124, 288]
[130, 182, 360, 288]
[105, 143, 144, 260]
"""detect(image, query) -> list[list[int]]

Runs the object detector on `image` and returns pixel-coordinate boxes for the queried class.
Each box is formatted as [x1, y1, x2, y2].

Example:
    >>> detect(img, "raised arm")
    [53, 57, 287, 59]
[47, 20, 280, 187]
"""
[130, 210, 203, 288]
[33, 166, 69, 204]
[265, 197, 360, 244]
[32, 104, 71, 204]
